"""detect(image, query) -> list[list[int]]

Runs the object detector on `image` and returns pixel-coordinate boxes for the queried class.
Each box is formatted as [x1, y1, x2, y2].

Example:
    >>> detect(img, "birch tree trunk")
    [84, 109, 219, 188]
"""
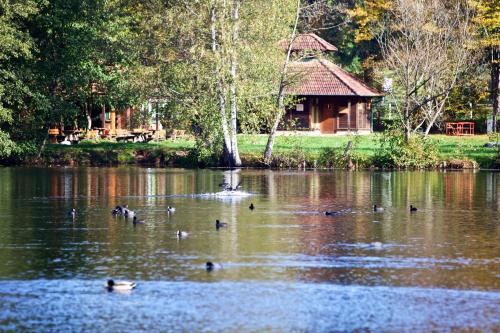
[228, 0, 241, 166]
[211, 5, 232, 159]
[264, 0, 301, 161]
[85, 102, 92, 130]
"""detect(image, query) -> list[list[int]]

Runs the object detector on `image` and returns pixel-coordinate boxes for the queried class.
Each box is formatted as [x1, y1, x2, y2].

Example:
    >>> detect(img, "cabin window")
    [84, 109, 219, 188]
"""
[105, 112, 111, 122]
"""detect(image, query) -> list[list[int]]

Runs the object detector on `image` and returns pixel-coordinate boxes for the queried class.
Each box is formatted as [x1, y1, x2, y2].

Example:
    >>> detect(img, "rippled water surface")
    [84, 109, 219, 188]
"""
[0, 167, 498, 332]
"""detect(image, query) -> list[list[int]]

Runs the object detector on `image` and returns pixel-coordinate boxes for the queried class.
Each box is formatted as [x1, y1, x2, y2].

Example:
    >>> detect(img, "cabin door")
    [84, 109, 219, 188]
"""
[319, 102, 335, 133]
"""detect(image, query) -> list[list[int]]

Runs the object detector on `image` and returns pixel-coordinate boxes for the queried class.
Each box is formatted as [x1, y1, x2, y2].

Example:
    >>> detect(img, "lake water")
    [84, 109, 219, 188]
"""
[0, 167, 498, 332]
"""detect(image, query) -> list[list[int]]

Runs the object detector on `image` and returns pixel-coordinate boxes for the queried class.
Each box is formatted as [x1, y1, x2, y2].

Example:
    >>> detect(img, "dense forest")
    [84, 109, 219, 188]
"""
[0, 0, 498, 165]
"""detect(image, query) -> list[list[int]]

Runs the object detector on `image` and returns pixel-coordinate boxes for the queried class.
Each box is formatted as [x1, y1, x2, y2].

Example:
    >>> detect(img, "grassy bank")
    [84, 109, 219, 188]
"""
[32, 134, 499, 169]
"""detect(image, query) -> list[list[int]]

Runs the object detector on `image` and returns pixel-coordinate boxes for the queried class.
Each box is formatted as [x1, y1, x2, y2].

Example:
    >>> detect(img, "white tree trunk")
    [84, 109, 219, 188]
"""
[264, 0, 301, 161]
[211, 5, 232, 158]
[86, 102, 92, 130]
[228, 0, 241, 166]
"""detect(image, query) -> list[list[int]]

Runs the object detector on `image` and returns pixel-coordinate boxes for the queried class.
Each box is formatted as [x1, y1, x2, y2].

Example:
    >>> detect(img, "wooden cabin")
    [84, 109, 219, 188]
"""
[283, 34, 382, 134]
[90, 103, 163, 136]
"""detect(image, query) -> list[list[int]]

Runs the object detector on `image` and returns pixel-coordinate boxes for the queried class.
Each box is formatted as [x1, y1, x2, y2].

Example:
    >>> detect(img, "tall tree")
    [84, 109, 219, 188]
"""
[470, 0, 500, 132]
[377, 0, 475, 139]
[27, 0, 140, 132]
[137, 0, 294, 166]
[264, 0, 301, 161]
[0, 0, 39, 157]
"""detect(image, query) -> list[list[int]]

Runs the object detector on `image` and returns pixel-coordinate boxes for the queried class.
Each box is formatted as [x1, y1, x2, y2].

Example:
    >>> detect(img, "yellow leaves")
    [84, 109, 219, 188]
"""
[469, 0, 500, 48]
[347, 0, 393, 42]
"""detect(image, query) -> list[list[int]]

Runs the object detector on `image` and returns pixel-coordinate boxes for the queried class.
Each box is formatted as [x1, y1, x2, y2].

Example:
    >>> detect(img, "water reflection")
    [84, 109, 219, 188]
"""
[0, 167, 498, 330]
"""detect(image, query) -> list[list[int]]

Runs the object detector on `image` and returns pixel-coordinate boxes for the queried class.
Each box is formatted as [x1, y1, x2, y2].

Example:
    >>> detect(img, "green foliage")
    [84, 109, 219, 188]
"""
[318, 147, 346, 168]
[375, 130, 440, 169]
[0, 0, 40, 158]
[267, 145, 308, 168]
[318, 135, 372, 169]
[0, 131, 16, 157]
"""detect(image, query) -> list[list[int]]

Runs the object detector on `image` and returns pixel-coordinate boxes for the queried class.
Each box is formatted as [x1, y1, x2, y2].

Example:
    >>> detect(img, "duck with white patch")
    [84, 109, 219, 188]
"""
[123, 206, 136, 218]
[105, 279, 136, 292]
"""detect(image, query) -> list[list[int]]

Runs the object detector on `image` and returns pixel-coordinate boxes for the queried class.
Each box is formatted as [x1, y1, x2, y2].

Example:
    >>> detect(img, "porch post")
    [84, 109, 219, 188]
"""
[101, 105, 106, 128]
[347, 100, 351, 132]
[354, 101, 358, 129]
[156, 103, 159, 131]
[110, 109, 116, 135]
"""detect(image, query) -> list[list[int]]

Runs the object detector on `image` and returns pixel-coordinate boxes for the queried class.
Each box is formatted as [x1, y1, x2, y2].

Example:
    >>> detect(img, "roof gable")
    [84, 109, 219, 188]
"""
[286, 59, 382, 97]
[283, 33, 338, 53]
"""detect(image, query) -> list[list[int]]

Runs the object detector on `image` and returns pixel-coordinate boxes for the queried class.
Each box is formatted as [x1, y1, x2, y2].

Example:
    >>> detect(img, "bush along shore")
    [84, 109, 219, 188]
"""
[2, 134, 500, 170]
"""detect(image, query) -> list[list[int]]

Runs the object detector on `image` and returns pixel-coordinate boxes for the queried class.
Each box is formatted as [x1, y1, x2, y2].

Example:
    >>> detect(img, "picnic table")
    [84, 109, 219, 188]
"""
[116, 129, 154, 142]
[48, 128, 85, 144]
[445, 122, 474, 136]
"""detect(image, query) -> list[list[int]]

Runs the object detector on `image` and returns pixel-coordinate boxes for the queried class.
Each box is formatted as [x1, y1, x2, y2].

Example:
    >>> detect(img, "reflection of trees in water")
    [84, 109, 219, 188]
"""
[0, 169, 498, 283]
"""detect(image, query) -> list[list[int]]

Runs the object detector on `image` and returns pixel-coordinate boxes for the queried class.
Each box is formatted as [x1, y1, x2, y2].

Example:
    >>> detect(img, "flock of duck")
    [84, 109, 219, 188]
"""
[68, 191, 419, 292]
[68, 194, 256, 291]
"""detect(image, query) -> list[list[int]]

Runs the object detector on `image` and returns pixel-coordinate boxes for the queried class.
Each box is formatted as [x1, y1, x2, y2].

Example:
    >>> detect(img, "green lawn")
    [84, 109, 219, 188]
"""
[43, 133, 498, 168]
[238, 134, 497, 167]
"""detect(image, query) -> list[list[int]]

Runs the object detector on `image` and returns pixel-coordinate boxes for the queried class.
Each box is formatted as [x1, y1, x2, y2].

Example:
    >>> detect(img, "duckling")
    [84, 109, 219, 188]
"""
[373, 205, 384, 212]
[410, 205, 418, 212]
[105, 279, 136, 292]
[68, 208, 76, 218]
[133, 216, 145, 225]
[206, 261, 215, 271]
[167, 206, 176, 213]
[215, 219, 228, 229]
[177, 230, 189, 238]
[249, 203, 254, 210]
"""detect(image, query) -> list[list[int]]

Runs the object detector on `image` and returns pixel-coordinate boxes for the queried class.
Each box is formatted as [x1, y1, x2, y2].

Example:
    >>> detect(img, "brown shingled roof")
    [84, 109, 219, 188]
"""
[286, 58, 382, 97]
[282, 33, 338, 52]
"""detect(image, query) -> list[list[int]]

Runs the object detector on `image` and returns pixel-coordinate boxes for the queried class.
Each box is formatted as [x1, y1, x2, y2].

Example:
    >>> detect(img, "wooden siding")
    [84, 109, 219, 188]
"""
[281, 96, 372, 133]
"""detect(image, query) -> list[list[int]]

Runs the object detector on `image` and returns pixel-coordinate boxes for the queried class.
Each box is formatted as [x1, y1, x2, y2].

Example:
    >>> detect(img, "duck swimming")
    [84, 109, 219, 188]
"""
[133, 216, 145, 225]
[167, 206, 176, 213]
[324, 211, 339, 216]
[249, 203, 254, 210]
[215, 220, 228, 229]
[105, 279, 136, 292]
[410, 205, 418, 212]
[177, 230, 189, 238]
[206, 262, 215, 271]
[373, 205, 384, 212]
[112, 205, 125, 215]
[68, 208, 76, 217]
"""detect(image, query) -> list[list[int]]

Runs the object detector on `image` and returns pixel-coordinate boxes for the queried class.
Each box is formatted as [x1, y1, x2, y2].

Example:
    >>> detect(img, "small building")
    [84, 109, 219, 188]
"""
[283, 34, 382, 134]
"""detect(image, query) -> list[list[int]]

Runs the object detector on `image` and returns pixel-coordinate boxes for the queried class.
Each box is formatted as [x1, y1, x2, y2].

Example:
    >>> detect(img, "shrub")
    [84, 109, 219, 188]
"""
[318, 137, 372, 169]
[318, 147, 345, 168]
[267, 145, 308, 168]
[375, 130, 440, 169]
